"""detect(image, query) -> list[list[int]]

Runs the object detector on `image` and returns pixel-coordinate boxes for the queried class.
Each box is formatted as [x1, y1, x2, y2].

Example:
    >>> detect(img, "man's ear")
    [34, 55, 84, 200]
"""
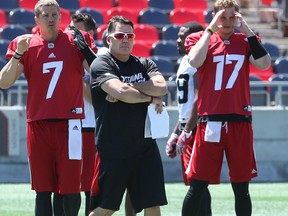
[106, 36, 111, 45]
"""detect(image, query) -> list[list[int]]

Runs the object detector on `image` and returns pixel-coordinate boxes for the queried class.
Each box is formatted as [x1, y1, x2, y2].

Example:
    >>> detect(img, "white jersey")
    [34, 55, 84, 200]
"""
[82, 70, 96, 128]
[96, 46, 109, 56]
[176, 55, 197, 124]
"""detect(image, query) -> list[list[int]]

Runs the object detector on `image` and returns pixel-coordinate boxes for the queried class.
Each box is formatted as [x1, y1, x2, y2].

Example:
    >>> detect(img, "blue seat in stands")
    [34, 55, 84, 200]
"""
[151, 40, 180, 60]
[8, 8, 35, 29]
[0, 24, 29, 41]
[139, 8, 170, 28]
[76, 7, 104, 28]
[161, 24, 180, 41]
[0, 0, 19, 12]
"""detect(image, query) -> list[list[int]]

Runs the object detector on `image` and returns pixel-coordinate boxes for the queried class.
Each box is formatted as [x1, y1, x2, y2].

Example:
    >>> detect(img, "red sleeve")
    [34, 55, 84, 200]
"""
[184, 31, 204, 53]
[6, 37, 19, 60]
[82, 30, 98, 54]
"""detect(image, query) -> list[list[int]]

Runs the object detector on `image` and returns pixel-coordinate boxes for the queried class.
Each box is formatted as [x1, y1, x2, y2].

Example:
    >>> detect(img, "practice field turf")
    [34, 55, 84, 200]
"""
[0, 182, 288, 216]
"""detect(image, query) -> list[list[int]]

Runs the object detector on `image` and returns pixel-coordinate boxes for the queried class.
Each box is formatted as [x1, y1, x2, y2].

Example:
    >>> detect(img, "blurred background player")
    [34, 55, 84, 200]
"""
[97, 29, 109, 55]
[165, 21, 212, 216]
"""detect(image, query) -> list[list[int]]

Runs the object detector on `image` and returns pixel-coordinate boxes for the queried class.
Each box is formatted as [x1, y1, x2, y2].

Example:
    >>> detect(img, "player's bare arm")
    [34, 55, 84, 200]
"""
[0, 34, 32, 89]
[188, 10, 224, 68]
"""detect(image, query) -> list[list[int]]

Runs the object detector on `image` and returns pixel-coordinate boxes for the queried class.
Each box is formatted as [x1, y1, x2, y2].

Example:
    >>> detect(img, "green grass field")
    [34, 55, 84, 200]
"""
[0, 182, 288, 216]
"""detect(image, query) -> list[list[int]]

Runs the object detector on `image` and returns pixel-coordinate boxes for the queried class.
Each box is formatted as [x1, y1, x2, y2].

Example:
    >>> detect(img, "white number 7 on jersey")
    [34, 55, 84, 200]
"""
[43, 61, 63, 99]
[214, 54, 245, 90]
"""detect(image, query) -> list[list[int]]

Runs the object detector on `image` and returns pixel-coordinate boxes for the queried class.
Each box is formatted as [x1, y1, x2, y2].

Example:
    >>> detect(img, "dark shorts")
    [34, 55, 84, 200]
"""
[91, 142, 167, 213]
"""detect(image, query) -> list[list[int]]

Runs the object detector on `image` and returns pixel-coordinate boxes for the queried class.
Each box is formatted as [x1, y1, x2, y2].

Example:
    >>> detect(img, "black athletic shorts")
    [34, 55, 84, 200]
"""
[96, 141, 167, 213]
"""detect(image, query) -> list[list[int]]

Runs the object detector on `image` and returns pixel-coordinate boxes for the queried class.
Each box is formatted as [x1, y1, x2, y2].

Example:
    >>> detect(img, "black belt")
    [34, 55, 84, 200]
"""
[179, 123, 197, 135]
[198, 114, 252, 122]
[82, 127, 95, 132]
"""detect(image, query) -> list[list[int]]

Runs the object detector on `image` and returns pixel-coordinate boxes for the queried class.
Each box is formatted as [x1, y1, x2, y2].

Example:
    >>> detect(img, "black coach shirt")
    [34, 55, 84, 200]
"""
[90, 52, 159, 158]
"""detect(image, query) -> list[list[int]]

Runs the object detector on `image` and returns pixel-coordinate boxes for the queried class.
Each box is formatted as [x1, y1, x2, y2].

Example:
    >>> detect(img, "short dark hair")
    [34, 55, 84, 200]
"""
[102, 29, 109, 48]
[72, 13, 96, 32]
[107, 16, 134, 35]
[182, 22, 204, 34]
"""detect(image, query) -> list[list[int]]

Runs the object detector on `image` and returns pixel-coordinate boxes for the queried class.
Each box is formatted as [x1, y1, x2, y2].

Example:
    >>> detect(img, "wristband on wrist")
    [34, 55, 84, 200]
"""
[15, 51, 23, 56]
[13, 51, 23, 60]
[13, 55, 22, 60]
[247, 35, 268, 60]
[207, 26, 214, 34]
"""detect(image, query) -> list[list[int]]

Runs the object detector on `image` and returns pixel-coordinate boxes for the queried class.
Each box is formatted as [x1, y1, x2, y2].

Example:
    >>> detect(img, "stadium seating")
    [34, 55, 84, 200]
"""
[131, 41, 152, 57]
[0, 0, 19, 12]
[8, 8, 35, 29]
[249, 74, 270, 106]
[0, 9, 8, 28]
[59, 8, 71, 30]
[19, 0, 38, 10]
[0, 24, 29, 41]
[263, 41, 281, 62]
[57, 0, 80, 12]
[96, 24, 108, 42]
[105, 6, 139, 24]
[0, 39, 10, 59]
[76, 7, 104, 27]
[261, 0, 275, 6]
[117, 0, 148, 14]
[249, 63, 274, 81]
[161, 24, 180, 41]
[151, 40, 181, 60]
[0, 56, 7, 70]
[269, 73, 288, 106]
[204, 8, 213, 24]
[165, 73, 178, 105]
[134, 24, 159, 47]
[139, 7, 170, 28]
[273, 56, 288, 74]
[178, 0, 208, 11]
[149, 55, 175, 79]
[169, 8, 204, 26]
[147, 0, 175, 11]
[79, 0, 114, 14]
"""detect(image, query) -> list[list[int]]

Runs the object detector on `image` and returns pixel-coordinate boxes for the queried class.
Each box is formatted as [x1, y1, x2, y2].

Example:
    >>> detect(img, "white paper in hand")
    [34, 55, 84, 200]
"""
[145, 103, 169, 139]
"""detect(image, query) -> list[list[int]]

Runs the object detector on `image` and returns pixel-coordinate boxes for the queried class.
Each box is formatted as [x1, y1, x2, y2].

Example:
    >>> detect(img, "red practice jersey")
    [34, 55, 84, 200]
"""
[185, 32, 257, 117]
[6, 30, 97, 122]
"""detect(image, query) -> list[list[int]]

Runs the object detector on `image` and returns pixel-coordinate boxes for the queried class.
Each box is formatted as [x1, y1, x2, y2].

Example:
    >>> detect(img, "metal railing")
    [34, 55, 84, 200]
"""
[166, 80, 288, 107]
[2, 80, 288, 107]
